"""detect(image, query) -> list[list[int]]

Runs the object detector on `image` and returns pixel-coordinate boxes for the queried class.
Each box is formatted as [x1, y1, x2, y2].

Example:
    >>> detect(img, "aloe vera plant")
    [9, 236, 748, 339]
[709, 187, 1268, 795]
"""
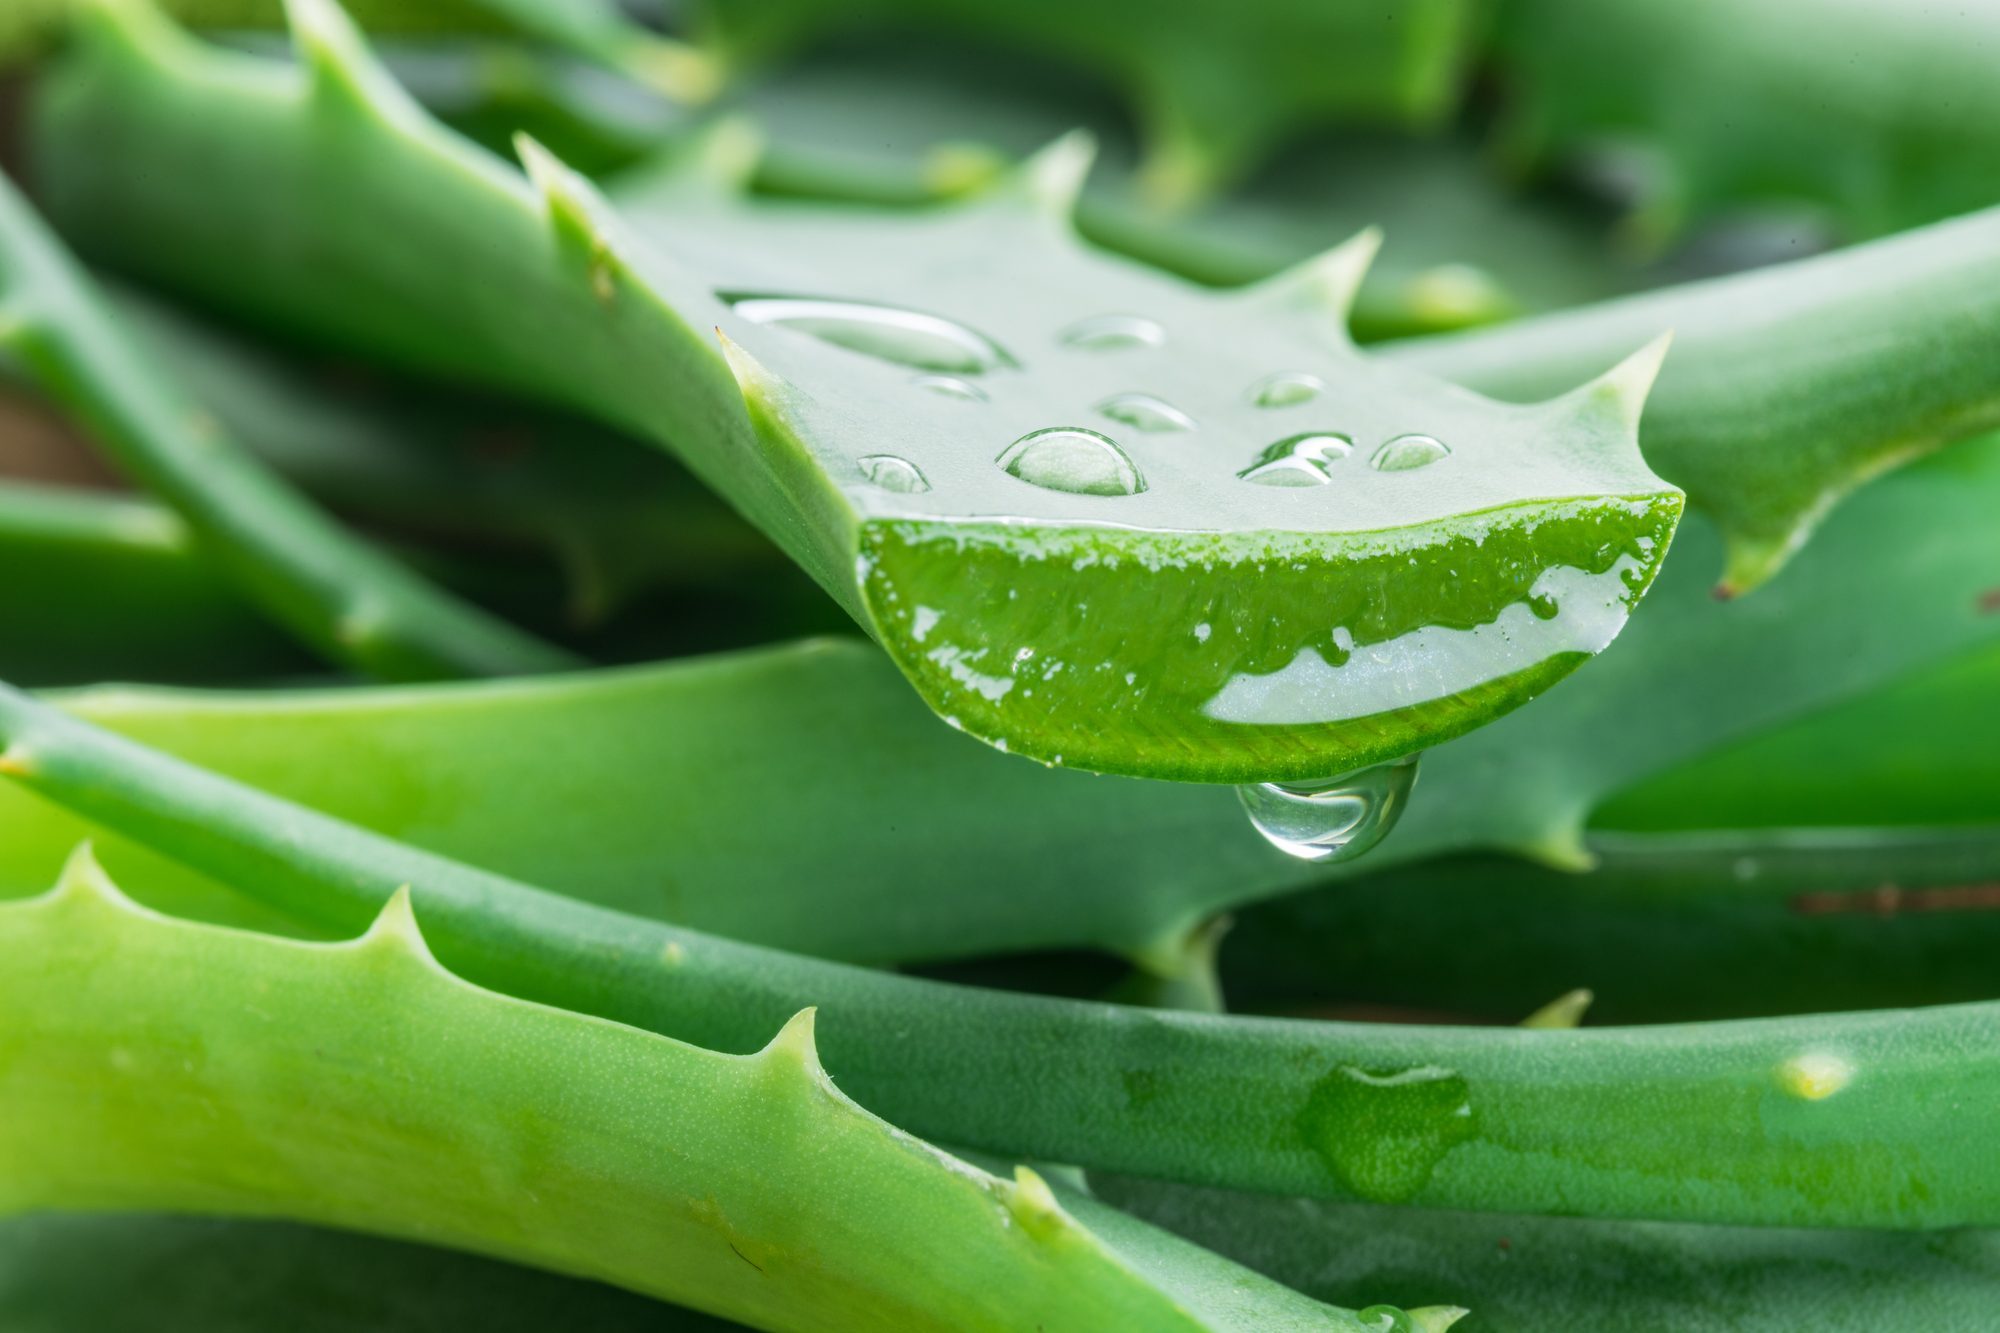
[28, 0, 1686, 781]
[4, 0, 1998, 1326]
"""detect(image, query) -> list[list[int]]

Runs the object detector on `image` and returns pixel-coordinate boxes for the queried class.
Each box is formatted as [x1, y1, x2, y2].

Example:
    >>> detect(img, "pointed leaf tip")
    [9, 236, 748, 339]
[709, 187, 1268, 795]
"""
[359, 885, 435, 960]
[712, 327, 786, 403]
[1411, 1307, 1472, 1333]
[1559, 330, 1674, 430]
[759, 1006, 825, 1073]
[0, 744, 31, 777]
[50, 841, 145, 916]
[1244, 227, 1382, 329]
[1006, 1165, 1068, 1234]
[979, 131, 1095, 221]
[1521, 987, 1595, 1029]
[286, 0, 414, 121]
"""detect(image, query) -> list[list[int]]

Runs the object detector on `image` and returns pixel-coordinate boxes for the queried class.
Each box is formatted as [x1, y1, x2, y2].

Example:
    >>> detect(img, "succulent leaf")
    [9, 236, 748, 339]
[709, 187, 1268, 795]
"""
[28, 2, 1683, 780]
[4, 681, 2000, 1226]
[0, 848, 1413, 1332]
[0, 165, 579, 681]
[1396, 203, 2000, 593]
[692, 0, 1481, 203]
[1095, 1169, 2000, 1333]
[3, 436, 1990, 973]
[1493, 0, 2000, 246]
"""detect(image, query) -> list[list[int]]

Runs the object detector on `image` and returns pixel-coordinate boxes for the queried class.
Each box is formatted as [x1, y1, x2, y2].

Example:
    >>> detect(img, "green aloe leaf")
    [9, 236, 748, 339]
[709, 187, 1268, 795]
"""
[1394, 199, 2000, 593]
[1093, 1171, 2000, 1333]
[1492, 0, 2000, 247]
[4, 433, 1989, 977]
[28, 0, 1682, 782]
[0, 848, 1424, 1333]
[103, 286, 790, 627]
[1597, 647, 2000, 833]
[0, 167, 580, 681]
[5, 687, 2000, 1228]
[695, 0, 1482, 204]
[0, 478, 304, 685]
[1227, 826, 2000, 1025]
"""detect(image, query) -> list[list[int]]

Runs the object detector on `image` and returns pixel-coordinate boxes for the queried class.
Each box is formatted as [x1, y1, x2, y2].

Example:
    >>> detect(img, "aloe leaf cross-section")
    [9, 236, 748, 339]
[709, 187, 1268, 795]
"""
[32, 0, 1684, 781]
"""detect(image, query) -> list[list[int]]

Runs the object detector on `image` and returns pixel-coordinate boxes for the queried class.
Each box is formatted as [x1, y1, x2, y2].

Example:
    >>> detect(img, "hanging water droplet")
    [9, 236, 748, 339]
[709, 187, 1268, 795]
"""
[1059, 314, 1166, 351]
[1251, 371, 1324, 407]
[1237, 753, 1419, 862]
[1238, 432, 1353, 487]
[1097, 391, 1195, 433]
[997, 427, 1146, 497]
[723, 293, 1013, 375]
[912, 373, 988, 401]
[857, 454, 931, 493]
[1370, 434, 1451, 472]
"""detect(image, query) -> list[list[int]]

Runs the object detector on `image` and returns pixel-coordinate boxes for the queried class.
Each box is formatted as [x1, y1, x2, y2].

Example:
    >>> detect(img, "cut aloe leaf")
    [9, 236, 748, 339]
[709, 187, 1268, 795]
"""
[0, 848, 1429, 1333]
[3, 432, 1989, 981]
[28, 0, 1682, 781]
[695, 0, 1482, 204]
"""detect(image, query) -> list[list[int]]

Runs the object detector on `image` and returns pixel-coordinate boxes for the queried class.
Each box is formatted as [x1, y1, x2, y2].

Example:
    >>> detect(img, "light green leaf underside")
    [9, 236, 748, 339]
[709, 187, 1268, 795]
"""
[0, 849, 1395, 1333]
[30, 0, 1681, 781]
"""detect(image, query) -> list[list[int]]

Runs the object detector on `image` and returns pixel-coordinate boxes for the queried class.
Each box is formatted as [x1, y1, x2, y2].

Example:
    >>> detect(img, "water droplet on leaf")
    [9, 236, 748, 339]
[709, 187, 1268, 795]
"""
[724, 294, 1013, 374]
[1371, 434, 1451, 472]
[1097, 391, 1195, 432]
[858, 454, 931, 493]
[1239, 433, 1354, 487]
[1237, 753, 1418, 862]
[913, 373, 988, 401]
[998, 427, 1146, 497]
[1358, 1308, 1415, 1333]
[1297, 1063, 1476, 1202]
[1059, 314, 1165, 351]
[1251, 371, 1324, 407]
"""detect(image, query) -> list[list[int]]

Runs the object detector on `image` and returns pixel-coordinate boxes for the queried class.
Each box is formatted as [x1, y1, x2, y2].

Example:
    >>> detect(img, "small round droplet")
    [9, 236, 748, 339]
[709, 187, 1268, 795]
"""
[1097, 391, 1195, 433]
[1239, 433, 1353, 487]
[1237, 753, 1419, 863]
[997, 428, 1145, 497]
[1059, 314, 1166, 351]
[1251, 371, 1324, 407]
[857, 454, 931, 494]
[1527, 591, 1560, 621]
[913, 374, 987, 401]
[1371, 434, 1451, 472]
[1358, 1308, 1415, 1333]
[724, 294, 1013, 375]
